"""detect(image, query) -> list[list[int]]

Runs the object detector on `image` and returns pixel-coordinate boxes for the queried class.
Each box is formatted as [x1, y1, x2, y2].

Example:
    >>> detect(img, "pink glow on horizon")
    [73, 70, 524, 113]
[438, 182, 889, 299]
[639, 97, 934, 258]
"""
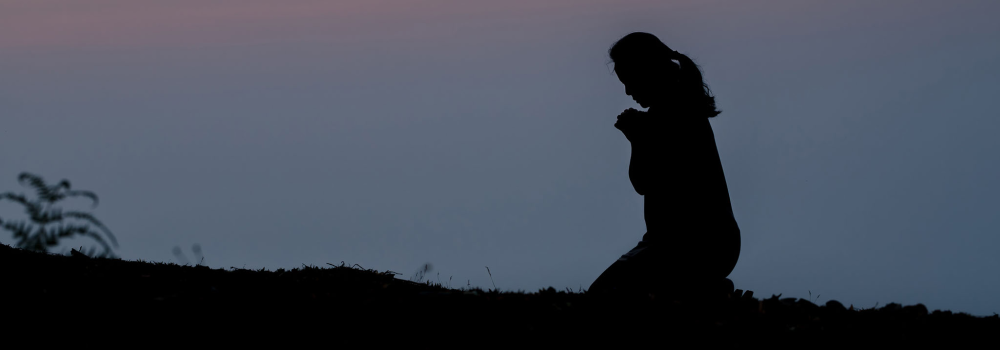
[1, 0, 639, 50]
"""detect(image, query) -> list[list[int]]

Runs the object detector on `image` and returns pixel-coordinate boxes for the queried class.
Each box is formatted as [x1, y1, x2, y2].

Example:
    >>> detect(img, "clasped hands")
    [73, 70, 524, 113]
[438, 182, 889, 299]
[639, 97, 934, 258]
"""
[614, 108, 647, 142]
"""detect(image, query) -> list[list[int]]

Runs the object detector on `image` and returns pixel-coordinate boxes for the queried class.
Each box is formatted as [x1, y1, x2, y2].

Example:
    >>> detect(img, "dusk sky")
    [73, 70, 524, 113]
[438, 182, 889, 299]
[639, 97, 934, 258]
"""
[2, 1, 999, 315]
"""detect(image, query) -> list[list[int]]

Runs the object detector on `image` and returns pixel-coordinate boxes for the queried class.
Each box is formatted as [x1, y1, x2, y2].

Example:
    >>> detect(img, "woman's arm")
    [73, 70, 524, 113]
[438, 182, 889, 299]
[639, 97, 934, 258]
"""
[628, 138, 655, 196]
[616, 109, 658, 195]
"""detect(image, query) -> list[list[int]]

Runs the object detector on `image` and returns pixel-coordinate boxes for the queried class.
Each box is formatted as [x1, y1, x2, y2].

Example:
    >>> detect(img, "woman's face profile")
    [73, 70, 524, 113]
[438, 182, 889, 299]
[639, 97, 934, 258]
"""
[615, 62, 668, 109]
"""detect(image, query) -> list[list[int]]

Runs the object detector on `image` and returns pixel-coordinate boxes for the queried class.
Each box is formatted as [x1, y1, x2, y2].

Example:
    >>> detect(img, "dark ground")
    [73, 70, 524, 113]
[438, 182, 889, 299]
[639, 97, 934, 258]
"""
[1, 243, 996, 343]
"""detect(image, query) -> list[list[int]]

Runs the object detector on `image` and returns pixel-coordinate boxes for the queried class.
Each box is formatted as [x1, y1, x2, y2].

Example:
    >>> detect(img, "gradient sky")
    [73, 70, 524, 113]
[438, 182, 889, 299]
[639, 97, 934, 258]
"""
[2, 0, 999, 315]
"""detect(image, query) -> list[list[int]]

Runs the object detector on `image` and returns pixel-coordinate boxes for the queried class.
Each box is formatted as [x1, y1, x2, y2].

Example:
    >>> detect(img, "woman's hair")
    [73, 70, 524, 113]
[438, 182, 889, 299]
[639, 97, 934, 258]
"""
[609, 32, 721, 118]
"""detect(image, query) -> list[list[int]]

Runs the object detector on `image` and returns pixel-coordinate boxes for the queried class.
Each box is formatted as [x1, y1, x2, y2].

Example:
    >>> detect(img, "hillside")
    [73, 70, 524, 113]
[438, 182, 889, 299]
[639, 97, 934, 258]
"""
[1, 243, 995, 342]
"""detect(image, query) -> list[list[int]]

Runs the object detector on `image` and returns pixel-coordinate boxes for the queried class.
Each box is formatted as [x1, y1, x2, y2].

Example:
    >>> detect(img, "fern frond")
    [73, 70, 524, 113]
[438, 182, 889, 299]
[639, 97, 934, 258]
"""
[2, 191, 49, 226]
[0, 192, 31, 206]
[5, 172, 116, 256]
[2, 221, 32, 241]
[18, 173, 58, 203]
[55, 180, 71, 192]
[64, 211, 117, 247]
[65, 190, 99, 207]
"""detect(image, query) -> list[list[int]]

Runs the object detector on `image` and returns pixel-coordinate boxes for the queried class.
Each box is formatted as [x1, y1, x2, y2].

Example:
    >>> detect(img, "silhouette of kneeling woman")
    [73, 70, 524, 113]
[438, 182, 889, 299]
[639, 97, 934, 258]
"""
[589, 32, 740, 296]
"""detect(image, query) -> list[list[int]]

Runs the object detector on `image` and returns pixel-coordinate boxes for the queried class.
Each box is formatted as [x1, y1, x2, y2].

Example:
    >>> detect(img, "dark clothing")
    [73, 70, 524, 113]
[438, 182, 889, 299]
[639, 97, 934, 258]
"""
[588, 240, 736, 297]
[590, 109, 740, 294]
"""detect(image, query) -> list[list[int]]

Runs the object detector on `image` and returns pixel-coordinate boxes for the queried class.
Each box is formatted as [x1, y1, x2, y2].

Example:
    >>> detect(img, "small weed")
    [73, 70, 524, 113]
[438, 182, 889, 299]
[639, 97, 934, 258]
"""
[172, 244, 205, 266]
[485, 266, 497, 291]
[808, 290, 821, 303]
[851, 302, 880, 311]
[411, 263, 432, 283]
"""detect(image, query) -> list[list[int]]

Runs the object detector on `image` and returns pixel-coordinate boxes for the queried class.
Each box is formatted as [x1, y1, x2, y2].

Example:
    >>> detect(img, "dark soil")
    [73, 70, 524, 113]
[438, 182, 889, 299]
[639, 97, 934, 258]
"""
[2, 243, 996, 343]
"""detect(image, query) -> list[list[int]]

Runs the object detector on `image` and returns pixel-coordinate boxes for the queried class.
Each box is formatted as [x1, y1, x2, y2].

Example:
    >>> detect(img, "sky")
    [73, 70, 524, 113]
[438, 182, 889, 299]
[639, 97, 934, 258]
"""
[2, 0, 999, 315]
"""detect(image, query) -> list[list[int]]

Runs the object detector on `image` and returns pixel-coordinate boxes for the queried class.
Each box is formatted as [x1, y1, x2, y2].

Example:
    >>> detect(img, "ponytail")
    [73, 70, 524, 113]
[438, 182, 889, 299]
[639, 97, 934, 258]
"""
[670, 50, 721, 118]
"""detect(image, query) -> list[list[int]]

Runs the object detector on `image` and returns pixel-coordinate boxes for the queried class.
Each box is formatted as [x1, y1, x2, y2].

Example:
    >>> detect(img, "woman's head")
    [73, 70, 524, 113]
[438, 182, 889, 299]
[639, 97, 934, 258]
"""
[609, 32, 720, 117]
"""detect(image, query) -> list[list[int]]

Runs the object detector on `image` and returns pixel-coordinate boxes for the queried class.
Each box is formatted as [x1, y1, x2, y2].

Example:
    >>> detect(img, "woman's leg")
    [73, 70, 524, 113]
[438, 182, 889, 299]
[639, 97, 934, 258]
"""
[588, 241, 653, 294]
[588, 259, 629, 293]
[589, 230, 739, 295]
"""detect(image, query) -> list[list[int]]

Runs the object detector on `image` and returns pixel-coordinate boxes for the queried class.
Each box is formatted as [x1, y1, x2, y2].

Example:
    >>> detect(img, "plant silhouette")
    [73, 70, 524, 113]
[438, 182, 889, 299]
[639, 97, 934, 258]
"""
[0, 172, 118, 257]
[172, 244, 205, 266]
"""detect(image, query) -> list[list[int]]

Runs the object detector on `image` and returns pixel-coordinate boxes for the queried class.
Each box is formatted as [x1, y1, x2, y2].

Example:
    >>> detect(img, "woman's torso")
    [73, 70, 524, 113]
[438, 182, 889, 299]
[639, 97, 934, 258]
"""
[636, 114, 739, 244]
